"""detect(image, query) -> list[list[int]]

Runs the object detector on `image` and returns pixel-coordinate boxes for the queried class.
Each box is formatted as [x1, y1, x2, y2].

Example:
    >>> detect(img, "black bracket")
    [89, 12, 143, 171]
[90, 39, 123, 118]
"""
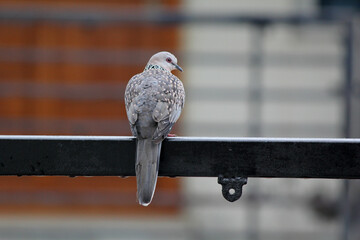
[218, 175, 248, 202]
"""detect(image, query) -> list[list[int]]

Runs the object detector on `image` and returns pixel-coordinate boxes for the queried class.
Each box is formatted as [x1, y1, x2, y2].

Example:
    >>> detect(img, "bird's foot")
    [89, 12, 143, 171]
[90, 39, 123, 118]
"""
[167, 133, 177, 137]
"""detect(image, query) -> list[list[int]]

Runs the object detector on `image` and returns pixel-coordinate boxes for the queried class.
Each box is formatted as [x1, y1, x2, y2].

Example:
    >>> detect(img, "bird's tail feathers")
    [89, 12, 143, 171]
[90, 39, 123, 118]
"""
[135, 139, 161, 206]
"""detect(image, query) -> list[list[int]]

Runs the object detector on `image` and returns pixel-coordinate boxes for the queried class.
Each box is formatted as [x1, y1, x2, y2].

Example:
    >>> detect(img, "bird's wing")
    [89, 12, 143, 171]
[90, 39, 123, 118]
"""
[152, 73, 185, 143]
[124, 73, 142, 137]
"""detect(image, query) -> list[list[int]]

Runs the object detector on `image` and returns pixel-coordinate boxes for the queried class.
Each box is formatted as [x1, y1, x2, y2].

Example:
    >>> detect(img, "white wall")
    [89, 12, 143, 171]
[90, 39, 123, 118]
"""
[181, 0, 345, 239]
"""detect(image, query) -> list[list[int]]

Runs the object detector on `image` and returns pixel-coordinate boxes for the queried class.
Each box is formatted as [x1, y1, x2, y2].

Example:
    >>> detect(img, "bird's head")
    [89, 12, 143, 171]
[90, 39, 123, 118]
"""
[147, 51, 183, 72]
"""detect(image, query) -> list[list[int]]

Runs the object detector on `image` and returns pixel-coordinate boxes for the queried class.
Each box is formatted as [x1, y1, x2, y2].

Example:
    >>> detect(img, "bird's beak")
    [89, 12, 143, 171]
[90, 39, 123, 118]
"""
[172, 63, 183, 72]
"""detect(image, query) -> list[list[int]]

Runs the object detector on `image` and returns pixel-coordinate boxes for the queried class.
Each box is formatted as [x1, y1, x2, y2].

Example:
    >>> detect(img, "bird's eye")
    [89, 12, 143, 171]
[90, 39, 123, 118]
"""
[166, 57, 172, 63]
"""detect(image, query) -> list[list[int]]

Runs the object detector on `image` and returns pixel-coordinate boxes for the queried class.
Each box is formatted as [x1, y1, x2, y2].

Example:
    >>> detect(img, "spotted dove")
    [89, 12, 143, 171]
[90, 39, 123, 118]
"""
[124, 51, 185, 206]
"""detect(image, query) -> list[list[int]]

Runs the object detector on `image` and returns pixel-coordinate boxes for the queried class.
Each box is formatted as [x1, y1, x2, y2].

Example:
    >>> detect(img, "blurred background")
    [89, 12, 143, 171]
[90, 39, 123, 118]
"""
[0, 0, 359, 239]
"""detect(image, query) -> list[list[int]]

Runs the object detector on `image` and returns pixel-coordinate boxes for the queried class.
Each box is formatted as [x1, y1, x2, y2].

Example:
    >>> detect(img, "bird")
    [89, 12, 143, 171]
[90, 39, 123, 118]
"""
[124, 51, 185, 206]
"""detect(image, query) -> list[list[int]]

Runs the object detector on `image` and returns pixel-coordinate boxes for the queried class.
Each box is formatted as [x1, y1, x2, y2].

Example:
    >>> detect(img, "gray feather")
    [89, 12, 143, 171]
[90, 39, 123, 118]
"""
[136, 139, 161, 206]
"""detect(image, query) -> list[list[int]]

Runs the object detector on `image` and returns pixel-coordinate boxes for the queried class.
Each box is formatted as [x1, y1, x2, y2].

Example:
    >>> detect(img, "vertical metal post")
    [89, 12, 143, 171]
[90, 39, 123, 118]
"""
[247, 23, 265, 137]
[343, 20, 354, 139]
[341, 180, 350, 240]
[349, 16, 360, 138]
[341, 18, 354, 240]
[246, 22, 266, 240]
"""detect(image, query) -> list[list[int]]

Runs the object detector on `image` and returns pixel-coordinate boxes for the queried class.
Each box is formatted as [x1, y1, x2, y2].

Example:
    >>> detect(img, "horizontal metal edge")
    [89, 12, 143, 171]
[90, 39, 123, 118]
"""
[0, 135, 134, 141]
[0, 135, 359, 143]
[0, 8, 349, 24]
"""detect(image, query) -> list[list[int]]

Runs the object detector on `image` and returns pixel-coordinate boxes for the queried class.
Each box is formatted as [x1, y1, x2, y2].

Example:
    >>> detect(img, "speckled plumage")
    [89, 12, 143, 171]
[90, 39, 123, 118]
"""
[125, 69, 185, 141]
[124, 51, 185, 206]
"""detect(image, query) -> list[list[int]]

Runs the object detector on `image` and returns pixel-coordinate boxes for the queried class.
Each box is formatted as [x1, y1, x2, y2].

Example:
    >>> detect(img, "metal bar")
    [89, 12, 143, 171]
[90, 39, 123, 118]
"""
[188, 88, 338, 102]
[0, 81, 125, 100]
[340, 18, 355, 240]
[0, 136, 359, 178]
[0, 81, 337, 102]
[0, 7, 350, 24]
[246, 25, 265, 240]
[0, 48, 340, 67]
[247, 25, 264, 137]
[343, 21, 354, 139]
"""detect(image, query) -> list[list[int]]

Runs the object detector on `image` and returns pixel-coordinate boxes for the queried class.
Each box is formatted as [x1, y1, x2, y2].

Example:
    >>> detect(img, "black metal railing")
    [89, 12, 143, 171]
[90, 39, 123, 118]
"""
[0, 135, 359, 178]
